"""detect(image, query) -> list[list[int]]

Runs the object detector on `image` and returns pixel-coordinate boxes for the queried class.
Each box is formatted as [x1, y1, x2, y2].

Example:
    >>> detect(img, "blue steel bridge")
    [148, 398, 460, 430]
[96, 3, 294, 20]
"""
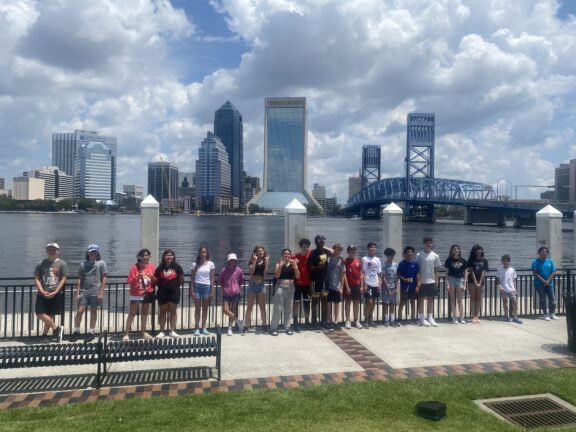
[345, 177, 575, 226]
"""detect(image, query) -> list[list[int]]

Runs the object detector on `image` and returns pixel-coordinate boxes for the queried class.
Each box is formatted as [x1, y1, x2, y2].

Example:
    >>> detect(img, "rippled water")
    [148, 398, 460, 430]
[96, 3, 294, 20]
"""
[1, 213, 574, 277]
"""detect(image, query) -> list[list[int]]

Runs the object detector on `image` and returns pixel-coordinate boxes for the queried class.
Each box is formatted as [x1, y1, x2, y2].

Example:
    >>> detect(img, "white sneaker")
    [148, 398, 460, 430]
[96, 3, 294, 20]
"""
[156, 331, 166, 339]
[345, 320, 351, 329]
[550, 313, 558, 320]
[355, 320, 363, 329]
[544, 314, 551, 321]
[419, 318, 431, 327]
[169, 331, 179, 338]
[428, 317, 438, 327]
[227, 327, 233, 336]
[236, 319, 245, 334]
[452, 318, 458, 324]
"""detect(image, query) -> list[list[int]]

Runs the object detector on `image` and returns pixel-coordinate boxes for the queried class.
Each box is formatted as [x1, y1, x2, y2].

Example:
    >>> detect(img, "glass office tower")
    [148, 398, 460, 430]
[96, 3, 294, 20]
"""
[214, 101, 243, 205]
[248, 97, 319, 210]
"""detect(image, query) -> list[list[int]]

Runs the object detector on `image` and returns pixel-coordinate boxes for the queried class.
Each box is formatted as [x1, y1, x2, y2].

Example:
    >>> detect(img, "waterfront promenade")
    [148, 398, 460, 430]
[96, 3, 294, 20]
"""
[0, 316, 573, 410]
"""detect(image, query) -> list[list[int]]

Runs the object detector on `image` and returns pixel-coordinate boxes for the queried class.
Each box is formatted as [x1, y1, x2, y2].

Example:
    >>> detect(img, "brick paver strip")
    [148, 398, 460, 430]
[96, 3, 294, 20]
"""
[0, 329, 575, 410]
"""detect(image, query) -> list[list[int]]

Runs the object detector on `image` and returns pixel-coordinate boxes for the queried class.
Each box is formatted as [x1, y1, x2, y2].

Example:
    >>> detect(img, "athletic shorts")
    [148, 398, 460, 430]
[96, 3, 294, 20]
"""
[400, 288, 417, 300]
[312, 279, 327, 296]
[344, 285, 362, 301]
[294, 284, 311, 301]
[418, 283, 438, 298]
[382, 289, 398, 304]
[327, 290, 342, 303]
[35, 292, 64, 316]
[157, 287, 181, 305]
[363, 285, 381, 299]
[79, 294, 102, 308]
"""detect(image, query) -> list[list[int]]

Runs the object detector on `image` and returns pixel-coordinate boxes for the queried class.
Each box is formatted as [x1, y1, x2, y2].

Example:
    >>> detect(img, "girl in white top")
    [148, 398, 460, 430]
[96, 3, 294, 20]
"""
[190, 246, 215, 336]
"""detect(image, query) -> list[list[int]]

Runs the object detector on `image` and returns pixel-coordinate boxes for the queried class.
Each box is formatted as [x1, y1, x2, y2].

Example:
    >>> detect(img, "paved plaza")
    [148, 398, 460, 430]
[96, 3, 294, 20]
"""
[0, 317, 574, 409]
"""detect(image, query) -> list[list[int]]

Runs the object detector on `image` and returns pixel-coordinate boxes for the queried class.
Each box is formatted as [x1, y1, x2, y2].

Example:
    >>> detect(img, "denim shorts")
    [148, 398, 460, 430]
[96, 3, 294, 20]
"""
[448, 276, 465, 289]
[248, 281, 265, 294]
[194, 283, 211, 300]
[382, 289, 398, 304]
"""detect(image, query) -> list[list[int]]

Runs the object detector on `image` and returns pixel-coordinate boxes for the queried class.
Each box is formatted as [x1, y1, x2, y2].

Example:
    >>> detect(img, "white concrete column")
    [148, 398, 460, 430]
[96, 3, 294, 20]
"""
[140, 195, 160, 266]
[382, 202, 403, 257]
[536, 205, 563, 267]
[574, 211, 576, 269]
[284, 199, 307, 252]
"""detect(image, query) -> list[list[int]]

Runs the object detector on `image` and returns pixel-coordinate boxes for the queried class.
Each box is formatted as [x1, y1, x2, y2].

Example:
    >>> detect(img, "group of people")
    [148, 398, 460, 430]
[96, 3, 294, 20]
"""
[32, 236, 560, 342]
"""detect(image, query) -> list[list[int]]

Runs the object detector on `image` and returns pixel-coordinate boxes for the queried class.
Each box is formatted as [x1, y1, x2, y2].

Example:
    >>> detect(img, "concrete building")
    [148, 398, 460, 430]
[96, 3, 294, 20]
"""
[0, 178, 4, 190]
[13, 176, 45, 200]
[348, 174, 362, 199]
[123, 185, 144, 200]
[243, 175, 261, 204]
[52, 130, 117, 199]
[75, 141, 113, 201]
[316, 196, 338, 215]
[247, 97, 320, 211]
[195, 132, 231, 212]
[178, 172, 195, 210]
[24, 166, 73, 201]
[312, 183, 326, 200]
[214, 101, 243, 206]
[555, 159, 576, 203]
[148, 162, 179, 209]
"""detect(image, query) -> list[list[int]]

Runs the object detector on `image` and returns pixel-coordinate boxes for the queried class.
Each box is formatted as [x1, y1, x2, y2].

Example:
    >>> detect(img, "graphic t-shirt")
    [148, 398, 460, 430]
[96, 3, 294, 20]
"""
[362, 256, 382, 288]
[444, 256, 467, 279]
[155, 263, 183, 292]
[383, 262, 398, 292]
[397, 260, 419, 291]
[35, 258, 69, 292]
[531, 258, 556, 288]
[344, 257, 362, 287]
[79, 260, 107, 297]
[127, 262, 156, 297]
[309, 248, 330, 290]
[468, 259, 489, 284]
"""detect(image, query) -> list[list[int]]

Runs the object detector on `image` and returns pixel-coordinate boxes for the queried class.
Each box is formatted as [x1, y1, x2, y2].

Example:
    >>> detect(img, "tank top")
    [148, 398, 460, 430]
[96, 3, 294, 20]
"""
[253, 260, 265, 276]
[278, 263, 295, 280]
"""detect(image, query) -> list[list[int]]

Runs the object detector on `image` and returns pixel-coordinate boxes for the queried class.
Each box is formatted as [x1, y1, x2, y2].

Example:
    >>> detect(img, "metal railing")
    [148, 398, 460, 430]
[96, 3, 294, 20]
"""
[0, 269, 572, 339]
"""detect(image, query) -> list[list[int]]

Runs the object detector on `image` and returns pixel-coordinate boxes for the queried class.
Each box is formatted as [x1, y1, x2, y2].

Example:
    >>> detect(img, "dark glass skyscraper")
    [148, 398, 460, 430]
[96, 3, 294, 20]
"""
[214, 101, 243, 205]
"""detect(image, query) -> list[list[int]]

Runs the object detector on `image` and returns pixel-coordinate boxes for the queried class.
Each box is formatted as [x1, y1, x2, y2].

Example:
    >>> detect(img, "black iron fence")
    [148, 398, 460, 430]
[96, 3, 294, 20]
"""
[1, 268, 573, 339]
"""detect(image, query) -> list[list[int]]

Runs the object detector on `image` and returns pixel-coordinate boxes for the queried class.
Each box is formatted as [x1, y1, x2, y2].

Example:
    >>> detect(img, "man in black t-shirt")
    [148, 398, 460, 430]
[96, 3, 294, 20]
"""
[308, 235, 333, 328]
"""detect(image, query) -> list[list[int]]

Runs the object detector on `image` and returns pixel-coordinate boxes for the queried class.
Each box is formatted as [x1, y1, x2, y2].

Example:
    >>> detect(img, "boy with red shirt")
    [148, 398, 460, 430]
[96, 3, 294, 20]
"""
[344, 245, 364, 329]
[293, 238, 311, 331]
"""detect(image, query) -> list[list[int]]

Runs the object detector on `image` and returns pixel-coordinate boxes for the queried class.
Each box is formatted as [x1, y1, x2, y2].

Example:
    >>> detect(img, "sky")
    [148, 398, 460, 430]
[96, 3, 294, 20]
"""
[1, 0, 575, 202]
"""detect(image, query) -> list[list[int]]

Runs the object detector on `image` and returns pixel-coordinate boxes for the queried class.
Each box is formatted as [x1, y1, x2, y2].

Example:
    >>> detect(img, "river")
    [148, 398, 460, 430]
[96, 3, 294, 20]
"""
[1, 213, 574, 277]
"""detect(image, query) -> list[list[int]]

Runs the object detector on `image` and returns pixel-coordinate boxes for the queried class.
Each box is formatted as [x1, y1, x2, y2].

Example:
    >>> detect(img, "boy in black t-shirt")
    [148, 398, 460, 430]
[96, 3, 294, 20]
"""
[308, 235, 333, 328]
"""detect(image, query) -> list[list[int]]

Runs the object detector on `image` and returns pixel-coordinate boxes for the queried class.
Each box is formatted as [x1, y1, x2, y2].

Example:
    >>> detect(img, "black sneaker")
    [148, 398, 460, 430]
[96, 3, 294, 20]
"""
[51, 326, 64, 343]
[70, 331, 81, 342]
[39, 335, 51, 344]
[304, 319, 311, 328]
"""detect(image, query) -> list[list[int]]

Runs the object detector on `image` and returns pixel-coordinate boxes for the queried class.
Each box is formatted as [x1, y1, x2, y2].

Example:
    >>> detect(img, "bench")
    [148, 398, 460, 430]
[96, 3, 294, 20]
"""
[0, 331, 222, 390]
[96, 331, 222, 387]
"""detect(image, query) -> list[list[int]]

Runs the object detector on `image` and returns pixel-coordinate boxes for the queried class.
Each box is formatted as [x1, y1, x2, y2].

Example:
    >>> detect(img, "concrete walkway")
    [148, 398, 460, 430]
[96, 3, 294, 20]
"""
[0, 317, 574, 409]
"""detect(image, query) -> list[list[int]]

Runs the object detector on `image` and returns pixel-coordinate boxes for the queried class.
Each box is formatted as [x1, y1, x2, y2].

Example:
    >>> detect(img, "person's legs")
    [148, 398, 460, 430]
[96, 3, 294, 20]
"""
[321, 291, 328, 324]
[140, 303, 150, 335]
[344, 297, 352, 322]
[158, 303, 168, 331]
[546, 285, 556, 315]
[223, 299, 236, 325]
[502, 296, 509, 318]
[124, 303, 140, 336]
[283, 284, 295, 330]
[511, 297, 518, 318]
[456, 287, 464, 319]
[74, 304, 86, 330]
[270, 285, 285, 331]
[193, 299, 201, 329]
[201, 299, 210, 330]
[257, 292, 267, 327]
[447, 286, 456, 321]
[302, 286, 311, 322]
[293, 284, 302, 325]
[469, 284, 478, 321]
[168, 303, 178, 332]
[89, 305, 98, 332]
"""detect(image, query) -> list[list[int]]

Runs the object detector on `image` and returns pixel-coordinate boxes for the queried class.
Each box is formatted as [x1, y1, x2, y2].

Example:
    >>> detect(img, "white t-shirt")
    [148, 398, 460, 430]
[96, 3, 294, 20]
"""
[497, 266, 517, 292]
[191, 261, 215, 285]
[416, 250, 441, 284]
[362, 256, 382, 288]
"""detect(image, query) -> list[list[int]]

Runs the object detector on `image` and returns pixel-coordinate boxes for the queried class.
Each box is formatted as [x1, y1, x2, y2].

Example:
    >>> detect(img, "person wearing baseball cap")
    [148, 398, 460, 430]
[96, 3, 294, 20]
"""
[219, 253, 245, 336]
[34, 242, 68, 343]
[71, 244, 107, 342]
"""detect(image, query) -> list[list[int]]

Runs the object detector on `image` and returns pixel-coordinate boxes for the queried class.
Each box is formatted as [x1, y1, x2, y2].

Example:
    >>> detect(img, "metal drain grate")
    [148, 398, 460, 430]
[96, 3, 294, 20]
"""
[476, 394, 576, 429]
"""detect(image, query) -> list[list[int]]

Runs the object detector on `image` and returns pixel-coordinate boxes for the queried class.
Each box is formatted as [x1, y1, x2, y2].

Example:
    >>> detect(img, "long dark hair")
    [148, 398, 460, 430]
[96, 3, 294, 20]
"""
[448, 244, 461, 259]
[467, 245, 484, 266]
[195, 246, 210, 267]
[160, 249, 177, 267]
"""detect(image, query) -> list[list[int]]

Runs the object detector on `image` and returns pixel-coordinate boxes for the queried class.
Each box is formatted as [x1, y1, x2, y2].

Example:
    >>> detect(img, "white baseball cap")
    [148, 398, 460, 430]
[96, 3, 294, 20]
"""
[46, 242, 60, 250]
[227, 253, 238, 262]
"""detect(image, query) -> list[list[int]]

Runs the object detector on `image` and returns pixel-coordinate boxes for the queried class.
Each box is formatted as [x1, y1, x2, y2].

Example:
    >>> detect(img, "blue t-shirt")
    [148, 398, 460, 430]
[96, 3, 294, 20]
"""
[397, 260, 419, 292]
[531, 258, 556, 288]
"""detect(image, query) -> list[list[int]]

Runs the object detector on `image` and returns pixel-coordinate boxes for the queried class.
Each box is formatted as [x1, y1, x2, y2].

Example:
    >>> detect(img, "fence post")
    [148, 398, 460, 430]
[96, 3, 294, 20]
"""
[382, 202, 403, 256]
[536, 205, 563, 268]
[141, 195, 159, 333]
[284, 199, 307, 252]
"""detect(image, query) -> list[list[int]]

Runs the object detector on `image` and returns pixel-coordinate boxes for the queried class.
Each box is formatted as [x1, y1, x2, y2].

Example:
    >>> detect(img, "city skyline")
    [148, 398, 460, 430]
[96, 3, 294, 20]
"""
[1, 1, 576, 202]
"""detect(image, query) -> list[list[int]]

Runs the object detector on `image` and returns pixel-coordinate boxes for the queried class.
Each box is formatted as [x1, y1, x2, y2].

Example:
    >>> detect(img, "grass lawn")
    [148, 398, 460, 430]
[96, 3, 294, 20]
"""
[1, 368, 576, 431]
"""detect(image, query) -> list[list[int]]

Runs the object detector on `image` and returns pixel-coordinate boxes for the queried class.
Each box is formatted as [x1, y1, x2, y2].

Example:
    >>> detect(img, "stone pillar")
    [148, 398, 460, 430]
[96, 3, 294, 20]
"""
[140, 195, 160, 266]
[284, 199, 307, 252]
[382, 202, 403, 257]
[536, 205, 563, 267]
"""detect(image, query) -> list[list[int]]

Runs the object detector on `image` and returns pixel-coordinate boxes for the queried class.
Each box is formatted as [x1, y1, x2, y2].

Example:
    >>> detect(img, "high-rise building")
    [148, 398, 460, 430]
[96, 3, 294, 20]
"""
[214, 101, 243, 206]
[348, 174, 362, 199]
[123, 185, 144, 200]
[312, 183, 326, 200]
[24, 166, 73, 200]
[247, 97, 319, 210]
[555, 159, 576, 203]
[52, 130, 117, 198]
[148, 162, 179, 205]
[13, 176, 45, 200]
[0, 178, 4, 190]
[195, 132, 231, 212]
[75, 142, 113, 200]
[243, 175, 261, 203]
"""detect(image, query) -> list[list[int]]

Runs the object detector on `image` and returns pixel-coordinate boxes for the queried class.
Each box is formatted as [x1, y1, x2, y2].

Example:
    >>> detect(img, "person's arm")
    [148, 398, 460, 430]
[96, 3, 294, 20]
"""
[248, 256, 256, 276]
[190, 266, 197, 299]
[34, 266, 48, 298]
[178, 266, 185, 286]
[546, 261, 557, 286]
[97, 263, 107, 300]
[209, 267, 215, 300]
[478, 261, 488, 286]
[434, 268, 439, 287]
[292, 259, 300, 280]
[264, 256, 269, 275]
[274, 261, 282, 278]
[76, 266, 82, 302]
